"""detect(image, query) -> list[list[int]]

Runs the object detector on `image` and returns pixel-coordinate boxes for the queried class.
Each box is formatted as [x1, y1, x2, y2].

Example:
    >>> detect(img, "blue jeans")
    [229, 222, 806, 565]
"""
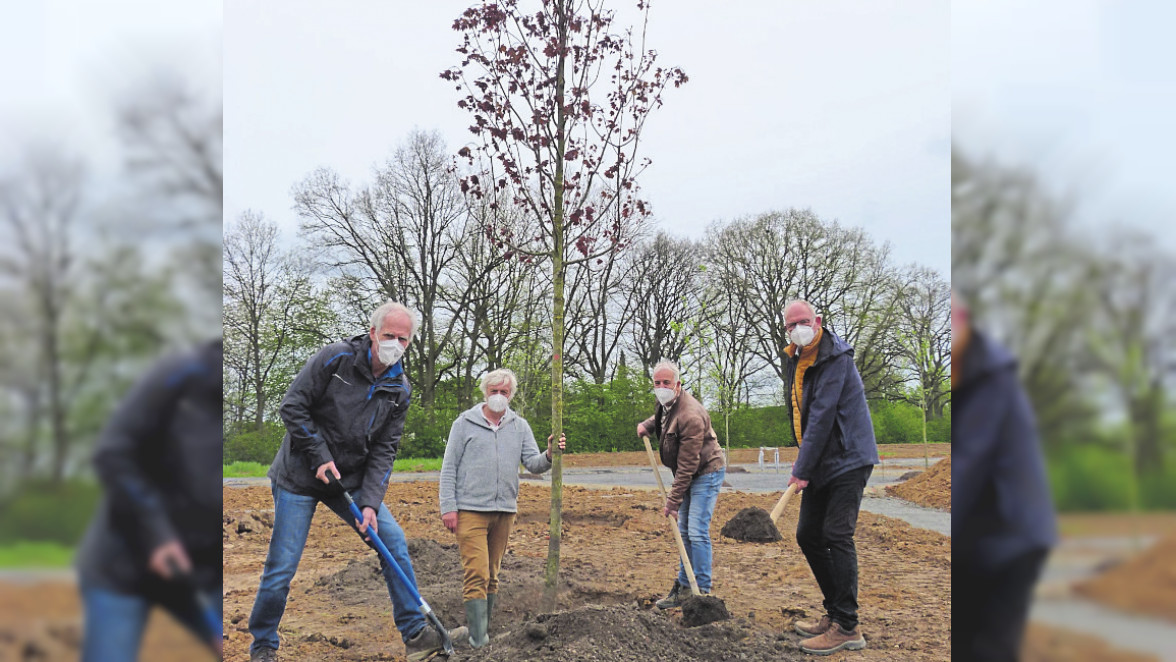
[676, 467, 725, 592]
[80, 581, 219, 662]
[249, 485, 426, 654]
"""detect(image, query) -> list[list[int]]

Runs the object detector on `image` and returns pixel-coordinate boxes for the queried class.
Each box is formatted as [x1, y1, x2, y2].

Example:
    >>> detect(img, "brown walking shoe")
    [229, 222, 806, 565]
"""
[800, 622, 866, 655]
[794, 613, 832, 637]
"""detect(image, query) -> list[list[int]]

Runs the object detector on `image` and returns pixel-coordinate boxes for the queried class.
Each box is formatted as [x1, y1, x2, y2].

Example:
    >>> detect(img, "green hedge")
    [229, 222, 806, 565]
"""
[870, 400, 950, 444]
[0, 480, 101, 546]
[1048, 443, 1176, 511]
[223, 421, 286, 464]
[225, 375, 951, 462]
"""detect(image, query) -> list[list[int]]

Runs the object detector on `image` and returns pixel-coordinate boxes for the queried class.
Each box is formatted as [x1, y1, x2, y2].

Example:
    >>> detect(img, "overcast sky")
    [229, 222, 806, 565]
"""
[0, 0, 221, 175]
[225, 0, 949, 276]
[953, 0, 1176, 247]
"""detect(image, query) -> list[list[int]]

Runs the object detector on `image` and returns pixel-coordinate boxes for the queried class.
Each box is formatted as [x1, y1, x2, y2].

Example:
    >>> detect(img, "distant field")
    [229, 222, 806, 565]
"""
[223, 443, 949, 478]
[224, 457, 445, 478]
[0, 541, 74, 568]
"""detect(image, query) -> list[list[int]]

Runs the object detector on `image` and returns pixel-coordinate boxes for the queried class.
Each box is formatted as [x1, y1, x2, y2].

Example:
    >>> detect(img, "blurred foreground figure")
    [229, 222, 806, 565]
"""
[76, 339, 224, 661]
[953, 294, 1056, 661]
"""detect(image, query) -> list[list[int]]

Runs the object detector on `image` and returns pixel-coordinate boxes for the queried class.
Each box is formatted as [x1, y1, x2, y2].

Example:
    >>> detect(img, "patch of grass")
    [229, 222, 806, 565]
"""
[0, 541, 74, 568]
[393, 457, 443, 473]
[223, 457, 445, 478]
[223, 461, 269, 478]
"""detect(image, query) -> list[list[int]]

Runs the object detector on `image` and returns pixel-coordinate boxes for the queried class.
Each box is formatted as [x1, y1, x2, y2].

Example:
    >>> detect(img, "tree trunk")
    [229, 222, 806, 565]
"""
[47, 304, 68, 484]
[543, 3, 569, 611]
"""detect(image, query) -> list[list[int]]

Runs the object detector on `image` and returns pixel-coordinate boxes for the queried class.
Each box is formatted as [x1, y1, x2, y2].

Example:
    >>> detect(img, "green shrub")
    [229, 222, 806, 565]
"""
[223, 421, 286, 464]
[0, 480, 101, 546]
[1048, 444, 1134, 511]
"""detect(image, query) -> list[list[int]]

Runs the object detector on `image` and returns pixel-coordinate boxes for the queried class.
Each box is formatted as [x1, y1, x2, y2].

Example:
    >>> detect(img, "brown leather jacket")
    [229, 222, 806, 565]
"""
[641, 390, 725, 509]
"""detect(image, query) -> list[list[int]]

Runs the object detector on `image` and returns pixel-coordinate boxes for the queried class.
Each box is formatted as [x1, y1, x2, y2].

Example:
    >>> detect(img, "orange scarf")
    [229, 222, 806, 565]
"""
[786, 327, 823, 446]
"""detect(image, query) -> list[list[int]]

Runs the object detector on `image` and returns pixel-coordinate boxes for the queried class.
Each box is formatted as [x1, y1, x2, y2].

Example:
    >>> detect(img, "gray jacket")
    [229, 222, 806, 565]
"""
[268, 334, 410, 511]
[439, 404, 552, 514]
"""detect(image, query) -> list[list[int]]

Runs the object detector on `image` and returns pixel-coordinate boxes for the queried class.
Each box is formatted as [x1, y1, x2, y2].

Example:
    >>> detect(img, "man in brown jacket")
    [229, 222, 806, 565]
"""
[636, 359, 726, 609]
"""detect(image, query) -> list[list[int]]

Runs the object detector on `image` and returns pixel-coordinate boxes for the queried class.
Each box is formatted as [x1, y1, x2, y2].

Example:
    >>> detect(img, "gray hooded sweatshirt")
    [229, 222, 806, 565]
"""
[439, 404, 552, 514]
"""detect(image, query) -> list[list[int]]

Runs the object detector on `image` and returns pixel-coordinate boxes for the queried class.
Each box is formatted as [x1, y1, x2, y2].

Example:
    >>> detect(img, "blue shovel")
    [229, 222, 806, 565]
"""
[327, 473, 455, 659]
[164, 557, 222, 657]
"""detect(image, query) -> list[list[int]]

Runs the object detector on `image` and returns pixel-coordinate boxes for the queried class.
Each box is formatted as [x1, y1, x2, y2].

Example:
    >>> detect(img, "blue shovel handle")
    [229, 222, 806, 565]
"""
[164, 557, 223, 645]
[326, 473, 454, 656]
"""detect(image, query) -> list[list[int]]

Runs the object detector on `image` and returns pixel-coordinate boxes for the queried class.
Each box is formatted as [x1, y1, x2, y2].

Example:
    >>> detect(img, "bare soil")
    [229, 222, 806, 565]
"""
[1074, 534, 1176, 624]
[1022, 623, 1159, 662]
[884, 457, 951, 511]
[563, 443, 950, 468]
[720, 507, 782, 543]
[223, 480, 950, 661]
[0, 580, 212, 661]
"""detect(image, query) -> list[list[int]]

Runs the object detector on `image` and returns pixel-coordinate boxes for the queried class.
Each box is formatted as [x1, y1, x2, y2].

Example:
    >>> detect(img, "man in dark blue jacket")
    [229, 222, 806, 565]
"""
[76, 339, 223, 661]
[783, 300, 879, 656]
[248, 301, 463, 662]
[953, 293, 1056, 661]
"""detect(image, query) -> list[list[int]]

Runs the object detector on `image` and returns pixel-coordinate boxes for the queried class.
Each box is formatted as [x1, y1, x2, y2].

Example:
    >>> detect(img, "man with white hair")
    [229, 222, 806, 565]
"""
[249, 300, 456, 662]
[782, 300, 878, 656]
[636, 359, 726, 609]
[438, 368, 564, 648]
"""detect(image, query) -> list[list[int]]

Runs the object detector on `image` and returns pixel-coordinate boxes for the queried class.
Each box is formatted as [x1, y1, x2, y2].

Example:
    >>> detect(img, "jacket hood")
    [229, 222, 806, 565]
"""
[459, 402, 519, 431]
[958, 329, 1017, 390]
[809, 327, 853, 365]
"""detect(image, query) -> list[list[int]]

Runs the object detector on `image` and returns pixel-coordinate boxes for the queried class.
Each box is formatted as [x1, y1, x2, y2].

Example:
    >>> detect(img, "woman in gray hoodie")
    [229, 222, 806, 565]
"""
[438, 368, 564, 648]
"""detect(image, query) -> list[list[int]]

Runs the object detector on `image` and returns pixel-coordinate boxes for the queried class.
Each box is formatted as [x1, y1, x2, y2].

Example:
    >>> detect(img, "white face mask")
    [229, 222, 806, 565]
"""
[654, 387, 676, 406]
[790, 324, 815, 348]
[378, 339, 404, 366]
[486, 393, 510, 413]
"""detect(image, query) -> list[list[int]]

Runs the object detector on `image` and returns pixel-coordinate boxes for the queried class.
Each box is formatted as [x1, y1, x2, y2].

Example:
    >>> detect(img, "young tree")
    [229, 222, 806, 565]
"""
[443, 0, 686, 608]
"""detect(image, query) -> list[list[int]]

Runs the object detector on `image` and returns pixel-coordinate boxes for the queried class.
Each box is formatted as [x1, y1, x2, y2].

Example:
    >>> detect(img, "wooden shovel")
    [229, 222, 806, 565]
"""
[769, 483, 799, 526]
[642, 436, 701, 597]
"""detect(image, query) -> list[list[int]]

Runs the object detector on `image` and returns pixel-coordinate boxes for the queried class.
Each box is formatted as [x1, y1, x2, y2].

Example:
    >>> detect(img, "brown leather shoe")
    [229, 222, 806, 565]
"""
[794, 614, 832, 637]
[800, 622, 866, 655]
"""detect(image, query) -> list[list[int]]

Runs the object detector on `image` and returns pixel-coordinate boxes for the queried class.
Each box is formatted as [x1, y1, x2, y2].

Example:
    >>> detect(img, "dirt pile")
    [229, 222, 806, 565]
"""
[1074, 534, 1176, 624]
[885, 457, 951, 511]
[1022, 623, 1159, 662]
[680, 595, 730, 627]
[720, 507, 782, 543]
[460, 603, 791, 662]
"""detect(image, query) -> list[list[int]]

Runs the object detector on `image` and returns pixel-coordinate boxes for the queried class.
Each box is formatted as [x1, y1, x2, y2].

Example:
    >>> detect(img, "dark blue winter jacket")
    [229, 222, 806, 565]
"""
[787, 329, 879, 488]
[953, 330, 1057, 568]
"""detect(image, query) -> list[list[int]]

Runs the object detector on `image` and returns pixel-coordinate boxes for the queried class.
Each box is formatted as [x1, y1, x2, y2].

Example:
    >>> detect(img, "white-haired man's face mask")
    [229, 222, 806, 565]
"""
[486, 382, 512, 413]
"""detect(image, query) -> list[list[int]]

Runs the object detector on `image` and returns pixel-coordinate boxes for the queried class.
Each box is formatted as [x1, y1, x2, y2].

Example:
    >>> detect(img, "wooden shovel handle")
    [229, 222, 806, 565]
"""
[770, 483, 799, 525]
[643, 436, 700, 596]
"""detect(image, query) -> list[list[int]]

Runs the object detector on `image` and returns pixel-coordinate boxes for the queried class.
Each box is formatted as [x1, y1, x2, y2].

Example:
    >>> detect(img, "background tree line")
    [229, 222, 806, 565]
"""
[223, 129, 950, 464]
[953, 146, 1176, 511]
[0, 74, 222, 547]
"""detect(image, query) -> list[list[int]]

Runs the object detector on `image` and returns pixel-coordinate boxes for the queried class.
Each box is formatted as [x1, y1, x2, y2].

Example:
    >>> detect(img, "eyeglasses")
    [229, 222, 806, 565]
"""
[785, 318, 813, 331]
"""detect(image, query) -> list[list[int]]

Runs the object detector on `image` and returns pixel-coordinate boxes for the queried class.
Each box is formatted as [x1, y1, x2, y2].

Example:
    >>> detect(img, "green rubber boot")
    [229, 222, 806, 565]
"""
[464, 598, 489, 648]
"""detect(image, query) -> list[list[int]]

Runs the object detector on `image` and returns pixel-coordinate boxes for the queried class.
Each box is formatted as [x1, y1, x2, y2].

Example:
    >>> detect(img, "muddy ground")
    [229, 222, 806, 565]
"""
[0, 580, 213, 661]
[884, 457, 951, 511]
[223, 480, 950, 661]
